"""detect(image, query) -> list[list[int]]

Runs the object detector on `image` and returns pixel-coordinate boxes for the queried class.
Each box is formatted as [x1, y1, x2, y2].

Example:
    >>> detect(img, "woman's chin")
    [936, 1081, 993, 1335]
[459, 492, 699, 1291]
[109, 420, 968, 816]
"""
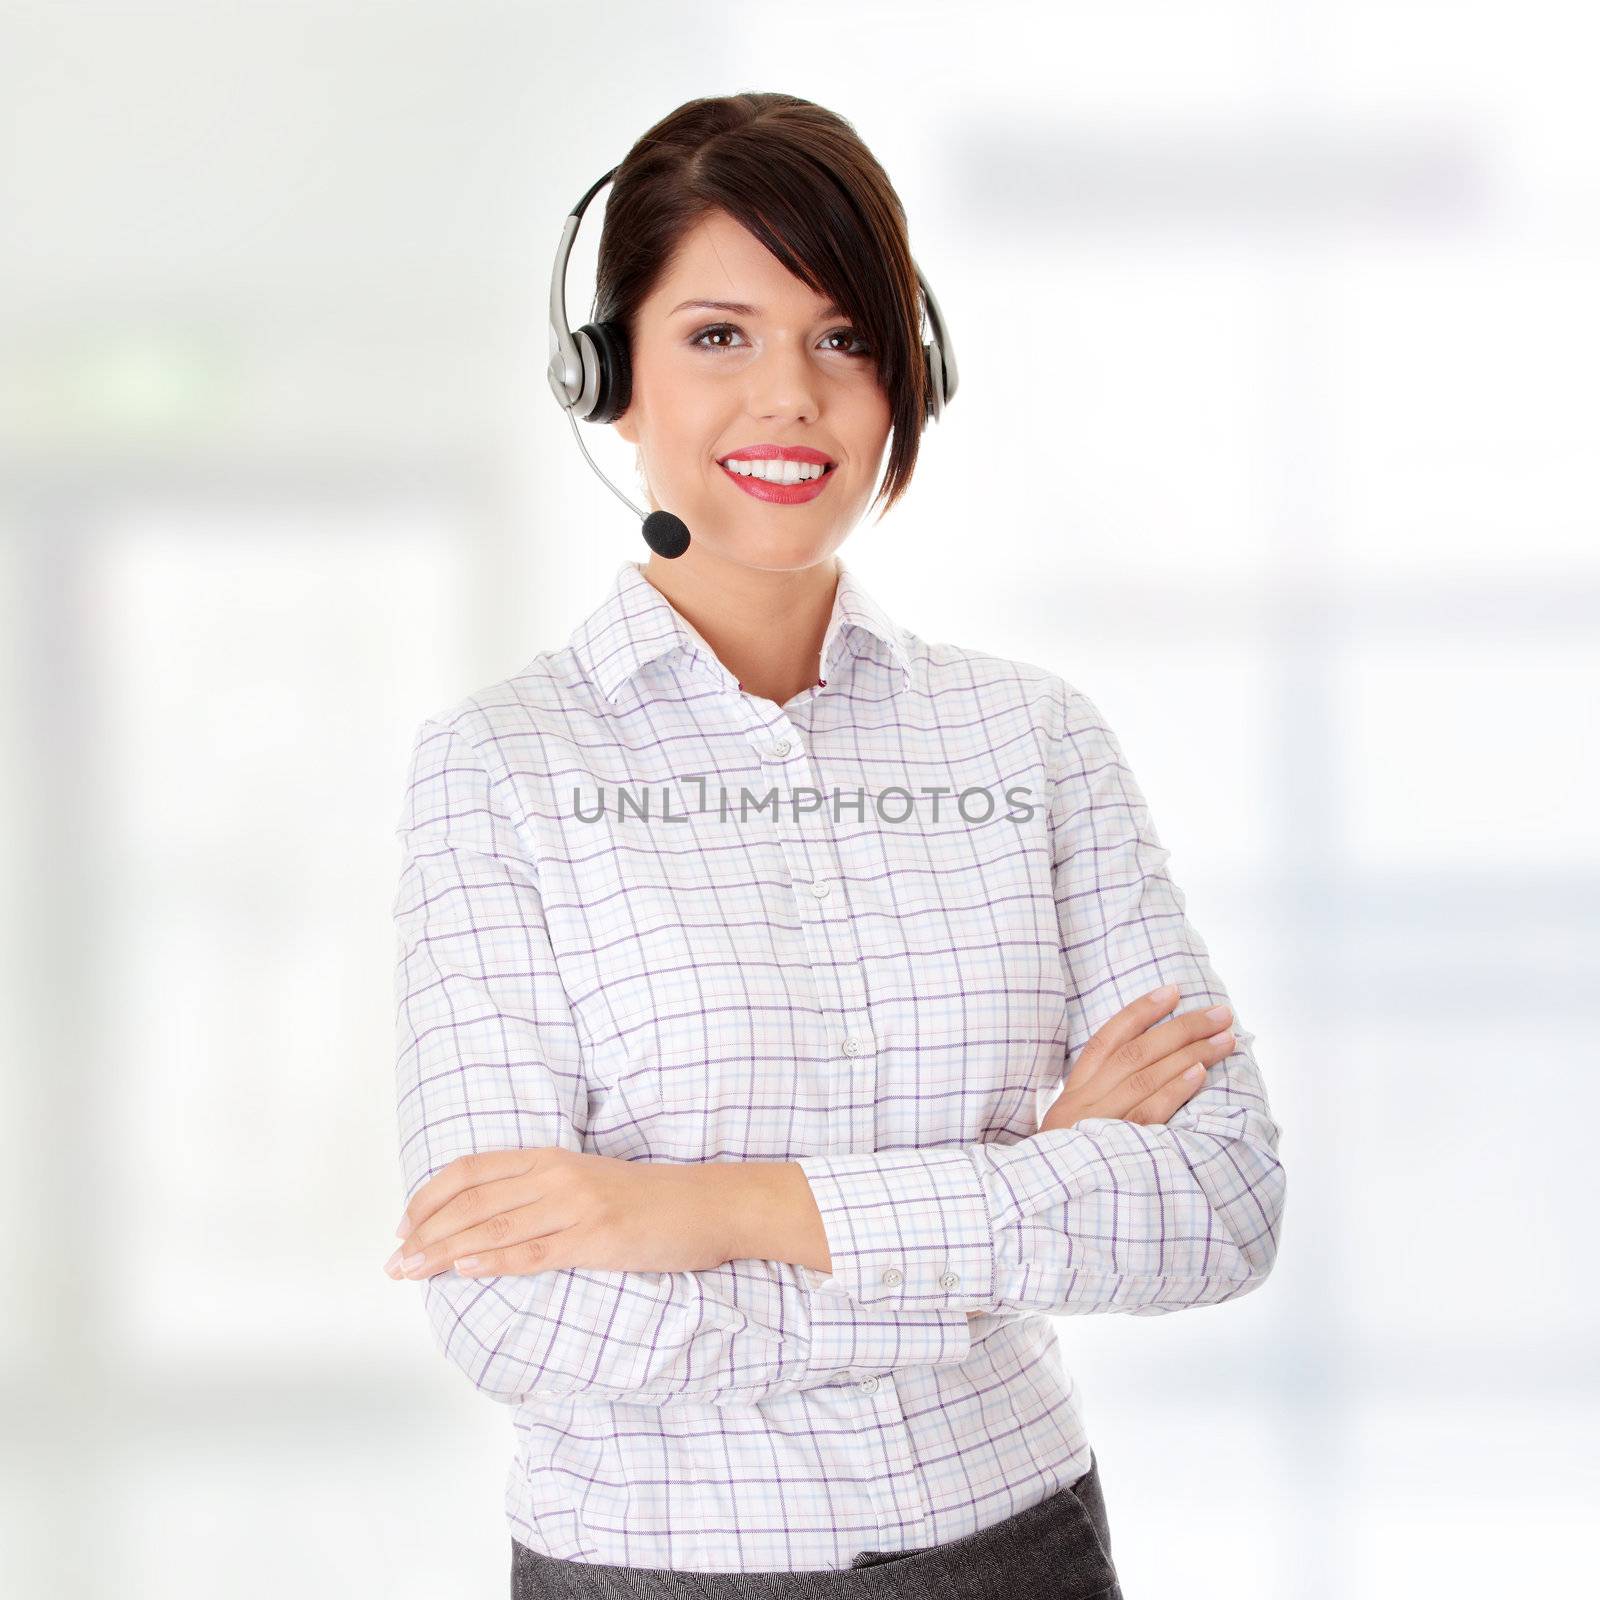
[694, 523, 848, 573]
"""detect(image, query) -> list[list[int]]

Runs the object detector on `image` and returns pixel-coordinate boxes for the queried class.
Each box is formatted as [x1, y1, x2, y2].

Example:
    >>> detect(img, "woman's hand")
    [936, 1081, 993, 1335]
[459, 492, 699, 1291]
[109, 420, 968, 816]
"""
[1038, 984, 1236, 1135]
[384, 1146, 735, 1282]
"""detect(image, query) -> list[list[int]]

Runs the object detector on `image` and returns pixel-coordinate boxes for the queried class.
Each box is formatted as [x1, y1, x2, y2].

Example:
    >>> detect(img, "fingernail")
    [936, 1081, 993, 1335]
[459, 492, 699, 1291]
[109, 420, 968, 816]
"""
[383, 1247, 402, 1274]
[1205, 1004, 1232, 1023]
[395, 1213, 410, 1239]
[1148, 983, 1178, 1004]
[455, 1257, 482, 1274]
[1205, 1029, 1235, 1049]
[402, 1253, 426, 1276]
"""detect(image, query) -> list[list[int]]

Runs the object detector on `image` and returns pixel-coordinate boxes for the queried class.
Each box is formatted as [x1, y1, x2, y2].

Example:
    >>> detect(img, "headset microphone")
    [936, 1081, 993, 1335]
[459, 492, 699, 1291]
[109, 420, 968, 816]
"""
[559, 404, 692, 558]
[547, 163, 958, 561]
[641, 510, 692, 559]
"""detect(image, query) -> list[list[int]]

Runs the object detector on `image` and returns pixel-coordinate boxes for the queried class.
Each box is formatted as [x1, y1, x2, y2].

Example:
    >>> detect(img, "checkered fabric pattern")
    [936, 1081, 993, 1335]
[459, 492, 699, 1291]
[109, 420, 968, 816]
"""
[392, 558, 1285, 1571]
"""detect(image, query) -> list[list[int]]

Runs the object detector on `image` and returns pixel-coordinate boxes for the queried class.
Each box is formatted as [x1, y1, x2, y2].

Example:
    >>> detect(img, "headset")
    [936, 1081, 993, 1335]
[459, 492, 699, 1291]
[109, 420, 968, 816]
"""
[546, 163, 959, 557]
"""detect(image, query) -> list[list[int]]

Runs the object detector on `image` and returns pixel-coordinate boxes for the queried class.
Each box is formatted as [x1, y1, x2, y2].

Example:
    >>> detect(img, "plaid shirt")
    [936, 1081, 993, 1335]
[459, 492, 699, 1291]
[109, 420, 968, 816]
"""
[392, 558, 1286, 1572]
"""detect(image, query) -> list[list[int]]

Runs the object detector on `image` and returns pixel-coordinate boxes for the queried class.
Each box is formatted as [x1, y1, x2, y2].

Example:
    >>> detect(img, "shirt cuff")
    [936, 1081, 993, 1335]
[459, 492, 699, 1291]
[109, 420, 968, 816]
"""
[804, 1293, 973, 1380]
[792, 1146, 998, 1310]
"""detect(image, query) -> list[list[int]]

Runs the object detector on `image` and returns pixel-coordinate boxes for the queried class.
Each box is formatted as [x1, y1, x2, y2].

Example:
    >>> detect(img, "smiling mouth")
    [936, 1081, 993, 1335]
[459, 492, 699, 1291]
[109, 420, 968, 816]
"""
[716, 459, 838, 502]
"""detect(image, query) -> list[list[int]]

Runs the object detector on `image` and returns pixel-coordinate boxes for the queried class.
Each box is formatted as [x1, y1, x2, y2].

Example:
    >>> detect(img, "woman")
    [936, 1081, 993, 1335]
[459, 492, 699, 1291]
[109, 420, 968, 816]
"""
[387, 94, 1286, 1596]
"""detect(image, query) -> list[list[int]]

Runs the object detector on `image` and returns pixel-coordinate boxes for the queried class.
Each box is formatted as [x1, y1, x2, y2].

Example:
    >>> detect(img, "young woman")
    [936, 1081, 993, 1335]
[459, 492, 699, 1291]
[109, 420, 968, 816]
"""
[388, 93, 1286, 1598]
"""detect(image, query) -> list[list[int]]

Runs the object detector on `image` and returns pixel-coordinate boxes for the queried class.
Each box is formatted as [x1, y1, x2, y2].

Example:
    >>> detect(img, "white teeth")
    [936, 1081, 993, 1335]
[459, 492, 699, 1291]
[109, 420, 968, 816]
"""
[721, 458, 828, 483]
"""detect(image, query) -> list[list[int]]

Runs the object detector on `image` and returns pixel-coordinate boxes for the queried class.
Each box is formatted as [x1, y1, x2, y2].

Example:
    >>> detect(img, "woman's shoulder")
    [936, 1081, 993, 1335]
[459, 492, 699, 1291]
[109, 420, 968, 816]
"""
[911, 628, 1082, 715]
[413, 641, 603, 748]
[906, 631, 1132, 780]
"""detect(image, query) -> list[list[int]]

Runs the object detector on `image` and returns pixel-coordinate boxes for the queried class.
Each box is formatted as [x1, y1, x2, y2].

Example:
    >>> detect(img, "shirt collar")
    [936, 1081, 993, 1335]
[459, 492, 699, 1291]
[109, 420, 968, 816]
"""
[569, 559, 914, 707]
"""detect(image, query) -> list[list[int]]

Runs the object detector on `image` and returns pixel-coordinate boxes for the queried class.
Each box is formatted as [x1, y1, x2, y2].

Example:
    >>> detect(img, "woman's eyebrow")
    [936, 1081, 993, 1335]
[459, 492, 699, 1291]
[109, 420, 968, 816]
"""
[669, 297, 844, 318]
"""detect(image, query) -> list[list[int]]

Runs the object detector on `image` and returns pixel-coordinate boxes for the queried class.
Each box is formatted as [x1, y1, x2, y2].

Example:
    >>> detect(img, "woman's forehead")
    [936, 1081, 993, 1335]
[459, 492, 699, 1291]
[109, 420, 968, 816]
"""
[651, 212, 832, 318]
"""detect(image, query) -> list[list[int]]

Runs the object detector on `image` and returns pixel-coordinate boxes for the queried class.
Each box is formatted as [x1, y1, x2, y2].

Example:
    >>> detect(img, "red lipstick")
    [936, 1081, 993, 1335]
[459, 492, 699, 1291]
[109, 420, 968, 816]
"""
[717, 443, 838, 505]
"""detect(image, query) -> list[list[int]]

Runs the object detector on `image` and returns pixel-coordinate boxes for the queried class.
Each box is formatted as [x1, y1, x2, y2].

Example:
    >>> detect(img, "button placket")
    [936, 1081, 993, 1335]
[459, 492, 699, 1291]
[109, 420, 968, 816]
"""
[863, 1376, 935, 1533]
[764, 728, 877, 1156]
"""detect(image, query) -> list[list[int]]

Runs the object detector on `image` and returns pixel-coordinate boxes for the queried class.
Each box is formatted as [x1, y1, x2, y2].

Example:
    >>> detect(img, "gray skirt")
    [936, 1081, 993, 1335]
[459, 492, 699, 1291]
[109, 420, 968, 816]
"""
[510, 1449, 1122, 1599]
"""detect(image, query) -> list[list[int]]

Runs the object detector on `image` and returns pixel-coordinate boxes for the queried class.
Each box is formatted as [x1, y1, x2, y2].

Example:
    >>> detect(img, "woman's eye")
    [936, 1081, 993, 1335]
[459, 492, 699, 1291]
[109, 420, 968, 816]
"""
[692, 324, 743, 350]
[690, 324, 871, 357]
[822, 328, 872, 356]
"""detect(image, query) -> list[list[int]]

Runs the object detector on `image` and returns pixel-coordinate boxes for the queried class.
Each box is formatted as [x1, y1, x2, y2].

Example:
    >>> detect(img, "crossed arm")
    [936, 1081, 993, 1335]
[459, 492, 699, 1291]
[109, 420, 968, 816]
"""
[393, 690, 1285, 1408]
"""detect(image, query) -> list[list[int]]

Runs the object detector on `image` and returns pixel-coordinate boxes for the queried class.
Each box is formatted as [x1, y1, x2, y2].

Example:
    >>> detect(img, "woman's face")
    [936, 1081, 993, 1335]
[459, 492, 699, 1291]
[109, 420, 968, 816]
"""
[612, 208, 894, 574]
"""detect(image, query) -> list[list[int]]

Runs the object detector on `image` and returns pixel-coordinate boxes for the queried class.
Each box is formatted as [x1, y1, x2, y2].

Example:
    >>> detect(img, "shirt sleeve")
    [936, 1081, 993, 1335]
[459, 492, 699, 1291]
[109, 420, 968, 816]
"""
[793, 680, 1287, 1318]
[392, 715, 974, 1408]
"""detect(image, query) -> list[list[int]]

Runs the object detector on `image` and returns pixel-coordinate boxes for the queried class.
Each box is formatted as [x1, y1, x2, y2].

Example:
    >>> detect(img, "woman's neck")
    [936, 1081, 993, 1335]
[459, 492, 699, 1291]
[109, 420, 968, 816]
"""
[640, 551, 839, 706]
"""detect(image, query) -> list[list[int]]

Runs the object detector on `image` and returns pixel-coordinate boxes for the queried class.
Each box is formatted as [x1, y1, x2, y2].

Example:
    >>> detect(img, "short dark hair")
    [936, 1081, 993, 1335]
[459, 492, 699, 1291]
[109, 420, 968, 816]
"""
[594, 93, 930, 523]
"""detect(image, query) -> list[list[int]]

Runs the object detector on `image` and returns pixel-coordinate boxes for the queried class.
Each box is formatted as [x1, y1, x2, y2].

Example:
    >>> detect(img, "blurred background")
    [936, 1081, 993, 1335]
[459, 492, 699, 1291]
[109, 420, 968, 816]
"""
[2, 1, 1596, 1594]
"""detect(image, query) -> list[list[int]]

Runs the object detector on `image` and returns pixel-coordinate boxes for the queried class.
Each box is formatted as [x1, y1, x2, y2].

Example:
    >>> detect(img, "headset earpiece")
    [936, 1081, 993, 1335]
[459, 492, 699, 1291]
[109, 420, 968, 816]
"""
[570, 318, 632, 425]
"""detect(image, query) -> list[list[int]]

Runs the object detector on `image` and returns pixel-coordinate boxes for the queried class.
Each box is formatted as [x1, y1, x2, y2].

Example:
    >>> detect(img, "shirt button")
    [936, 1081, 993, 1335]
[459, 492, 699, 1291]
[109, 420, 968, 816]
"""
[858, 1376, 880, 1394]
[881, 1267, 903, 1287]
[769, 738, 792, 758]
[841, 1037, 862, 1058]
[938, 1271, 960, 1290]
[811, 880, 831, 899]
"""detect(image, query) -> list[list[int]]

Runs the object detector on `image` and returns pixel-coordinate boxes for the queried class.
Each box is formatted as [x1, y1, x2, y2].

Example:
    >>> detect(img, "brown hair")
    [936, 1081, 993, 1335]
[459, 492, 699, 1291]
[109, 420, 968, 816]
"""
[593, 93, 930, 524]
